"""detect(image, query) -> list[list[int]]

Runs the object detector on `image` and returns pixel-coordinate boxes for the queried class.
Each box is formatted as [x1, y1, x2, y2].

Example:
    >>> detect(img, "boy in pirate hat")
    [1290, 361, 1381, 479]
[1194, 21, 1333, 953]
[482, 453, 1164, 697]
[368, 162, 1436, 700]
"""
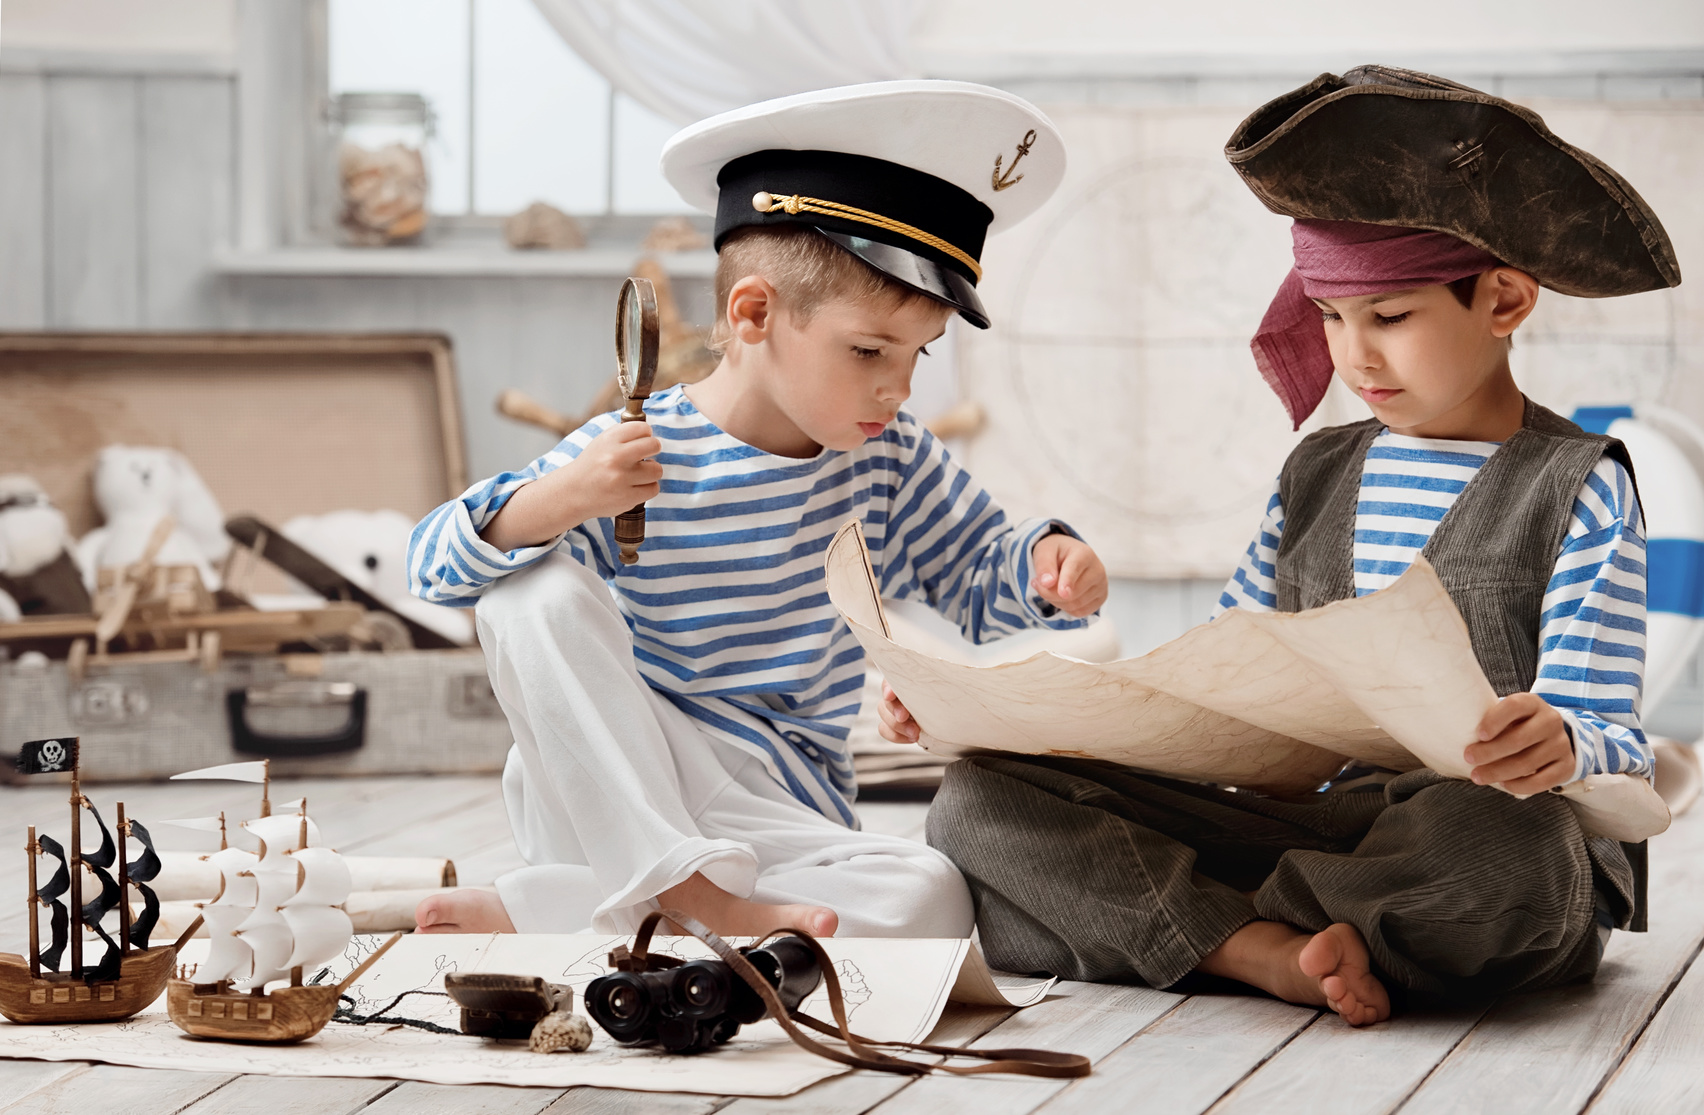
[407, 81, 1107, 940]
[922, 66, 1679, 1024]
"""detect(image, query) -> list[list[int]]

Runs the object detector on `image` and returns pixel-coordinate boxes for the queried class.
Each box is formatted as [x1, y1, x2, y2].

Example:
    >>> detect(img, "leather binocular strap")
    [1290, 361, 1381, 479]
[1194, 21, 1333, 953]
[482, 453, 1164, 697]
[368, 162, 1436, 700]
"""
[633, 910, 1091, 1079]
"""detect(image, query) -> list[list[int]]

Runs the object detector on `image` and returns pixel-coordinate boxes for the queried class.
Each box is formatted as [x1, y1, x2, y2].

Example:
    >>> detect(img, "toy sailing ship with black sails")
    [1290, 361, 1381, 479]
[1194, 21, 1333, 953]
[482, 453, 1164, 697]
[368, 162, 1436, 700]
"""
[160, 759, 398, 1043]
[0, 737, 184, 1024]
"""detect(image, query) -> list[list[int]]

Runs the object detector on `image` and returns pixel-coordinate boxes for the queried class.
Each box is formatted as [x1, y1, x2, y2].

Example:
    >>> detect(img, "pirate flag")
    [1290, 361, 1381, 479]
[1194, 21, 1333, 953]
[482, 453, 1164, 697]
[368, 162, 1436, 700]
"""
[15, 737, 78, 775]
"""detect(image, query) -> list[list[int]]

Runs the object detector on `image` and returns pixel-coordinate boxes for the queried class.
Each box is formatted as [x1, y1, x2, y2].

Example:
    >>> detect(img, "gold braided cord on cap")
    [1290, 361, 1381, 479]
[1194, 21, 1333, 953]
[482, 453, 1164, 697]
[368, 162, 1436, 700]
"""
[754, 193, 982, 281]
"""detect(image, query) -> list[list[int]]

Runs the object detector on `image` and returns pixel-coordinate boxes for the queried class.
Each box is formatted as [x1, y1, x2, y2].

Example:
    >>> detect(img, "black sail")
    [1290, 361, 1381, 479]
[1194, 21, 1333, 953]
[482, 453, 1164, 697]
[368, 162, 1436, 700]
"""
[127, 819, 161, 882]
[81, 861, 120, 928]
[39, 898, 69, 971]
[34, 835, 72, 971]
[82, 802, 117, 870]
[126, 819, 162, 949]
[36, 834, 70, 901]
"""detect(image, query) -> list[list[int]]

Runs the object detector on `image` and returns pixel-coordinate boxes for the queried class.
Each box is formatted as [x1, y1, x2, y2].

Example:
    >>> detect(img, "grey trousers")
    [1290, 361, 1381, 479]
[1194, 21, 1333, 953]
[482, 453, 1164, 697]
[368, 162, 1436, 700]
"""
[927, 756, 1636, 1007]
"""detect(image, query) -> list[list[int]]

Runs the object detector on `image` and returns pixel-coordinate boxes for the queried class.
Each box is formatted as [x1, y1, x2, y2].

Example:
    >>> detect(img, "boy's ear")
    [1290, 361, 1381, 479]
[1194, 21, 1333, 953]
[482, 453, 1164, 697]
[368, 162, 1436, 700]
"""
[1486, 267, 1540, 339]
[726, 275, 779, 345]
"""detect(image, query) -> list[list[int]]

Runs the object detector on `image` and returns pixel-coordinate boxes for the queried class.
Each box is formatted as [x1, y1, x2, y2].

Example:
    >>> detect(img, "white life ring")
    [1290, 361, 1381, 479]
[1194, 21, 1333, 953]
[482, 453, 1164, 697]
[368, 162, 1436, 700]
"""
[1570, 405, 1704, 712]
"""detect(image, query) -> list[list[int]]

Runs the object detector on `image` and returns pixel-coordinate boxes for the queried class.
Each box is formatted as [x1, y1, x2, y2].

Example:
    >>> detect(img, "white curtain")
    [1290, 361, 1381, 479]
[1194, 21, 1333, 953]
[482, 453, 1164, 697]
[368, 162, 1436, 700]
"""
[526, 0, 922, 124]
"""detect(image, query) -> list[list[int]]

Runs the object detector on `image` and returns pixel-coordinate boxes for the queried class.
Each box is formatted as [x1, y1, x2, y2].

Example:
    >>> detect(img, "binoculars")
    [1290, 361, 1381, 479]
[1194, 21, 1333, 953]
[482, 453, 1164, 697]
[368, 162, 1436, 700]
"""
[583, 936, 821, 1053]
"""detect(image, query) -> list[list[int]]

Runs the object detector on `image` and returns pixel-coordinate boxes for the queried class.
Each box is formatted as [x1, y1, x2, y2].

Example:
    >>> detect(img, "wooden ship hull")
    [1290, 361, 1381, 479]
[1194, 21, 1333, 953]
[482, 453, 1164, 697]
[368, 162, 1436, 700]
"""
[0, 945, 175, 1024]
[166, 978, 343, 1043]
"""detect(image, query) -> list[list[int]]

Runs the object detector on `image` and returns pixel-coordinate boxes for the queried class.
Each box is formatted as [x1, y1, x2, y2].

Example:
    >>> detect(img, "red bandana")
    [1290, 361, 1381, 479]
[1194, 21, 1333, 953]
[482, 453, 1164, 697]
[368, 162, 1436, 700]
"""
[1252, 220, 1502, 428]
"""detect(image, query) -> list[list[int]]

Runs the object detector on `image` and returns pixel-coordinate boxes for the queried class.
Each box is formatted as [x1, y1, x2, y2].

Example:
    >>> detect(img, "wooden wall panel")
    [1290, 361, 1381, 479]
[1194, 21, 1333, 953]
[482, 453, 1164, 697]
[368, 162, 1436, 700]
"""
[46, 75, 142, 327]
[141, 75, 234, 327]
[0, 73, 48, 328]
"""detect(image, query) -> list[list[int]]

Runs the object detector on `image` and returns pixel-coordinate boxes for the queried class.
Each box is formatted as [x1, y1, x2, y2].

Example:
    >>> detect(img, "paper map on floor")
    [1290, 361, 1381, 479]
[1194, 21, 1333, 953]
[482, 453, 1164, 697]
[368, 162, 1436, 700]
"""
[0, 933, 1051, 1094]
[823, 521, 1668, 842]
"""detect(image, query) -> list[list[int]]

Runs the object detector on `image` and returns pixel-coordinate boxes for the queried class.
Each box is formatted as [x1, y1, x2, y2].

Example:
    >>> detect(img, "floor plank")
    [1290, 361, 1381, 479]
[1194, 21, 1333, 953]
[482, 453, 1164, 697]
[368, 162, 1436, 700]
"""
[358, 1082, 566, 1115]
[867, 982, 1183, 1115]
[1399, 812, 1704, 1115]
[0, 1065, 233, 1115]
[1040, 994, 1316, 1115]
[176, 1074, 398, 1114]
[717, 1002, 1017, 1115]
[539, 1088, 727, 1114]
[1584, 937, 1704, 1114]
[1207, 1005, 1483, 1115]
[0, 1062, 86, 1109]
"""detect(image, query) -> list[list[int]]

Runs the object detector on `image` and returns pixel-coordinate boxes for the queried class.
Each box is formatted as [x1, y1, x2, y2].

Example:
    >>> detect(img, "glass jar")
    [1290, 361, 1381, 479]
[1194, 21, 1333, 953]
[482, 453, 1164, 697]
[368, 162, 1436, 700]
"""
[327, 92, 434, 247]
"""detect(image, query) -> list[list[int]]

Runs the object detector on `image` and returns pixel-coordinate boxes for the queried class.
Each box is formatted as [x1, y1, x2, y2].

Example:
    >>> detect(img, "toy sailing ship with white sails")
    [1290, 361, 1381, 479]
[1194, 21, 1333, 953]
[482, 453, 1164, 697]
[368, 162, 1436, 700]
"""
[0, 737, 183, 1024]
[161, 759, 398, 1043]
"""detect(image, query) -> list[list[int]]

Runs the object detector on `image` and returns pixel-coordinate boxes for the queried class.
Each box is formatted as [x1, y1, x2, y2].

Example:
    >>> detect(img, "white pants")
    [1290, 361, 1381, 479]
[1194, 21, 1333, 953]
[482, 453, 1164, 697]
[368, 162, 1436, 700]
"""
[479, 552, 973, 937]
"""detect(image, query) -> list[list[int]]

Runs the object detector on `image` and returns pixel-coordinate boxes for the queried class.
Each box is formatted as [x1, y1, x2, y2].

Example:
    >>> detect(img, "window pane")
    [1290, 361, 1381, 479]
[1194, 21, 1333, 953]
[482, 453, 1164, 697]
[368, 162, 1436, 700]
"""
[612, 93, 687, 214]
[329, 0, 471, 215]
[473, 0, 609, 215]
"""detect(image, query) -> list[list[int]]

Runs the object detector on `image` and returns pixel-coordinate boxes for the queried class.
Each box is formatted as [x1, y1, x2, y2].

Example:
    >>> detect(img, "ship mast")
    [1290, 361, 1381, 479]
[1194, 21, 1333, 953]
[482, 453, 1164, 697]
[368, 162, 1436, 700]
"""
[117, 803, 132, 956]
[68, 766, 83, 976]
[26, 825, 40, 979]
[290, 799, 308, 989]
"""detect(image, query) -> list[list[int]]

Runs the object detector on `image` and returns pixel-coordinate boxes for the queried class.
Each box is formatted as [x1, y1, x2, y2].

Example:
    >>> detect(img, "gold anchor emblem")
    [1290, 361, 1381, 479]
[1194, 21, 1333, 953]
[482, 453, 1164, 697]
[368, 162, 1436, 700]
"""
[992, 129, 1037, 192]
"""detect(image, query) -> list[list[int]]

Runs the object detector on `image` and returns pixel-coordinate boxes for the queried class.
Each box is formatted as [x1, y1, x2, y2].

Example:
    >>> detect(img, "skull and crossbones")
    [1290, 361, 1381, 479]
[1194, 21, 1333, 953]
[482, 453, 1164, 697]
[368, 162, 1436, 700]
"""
[38, 739, 66, 770]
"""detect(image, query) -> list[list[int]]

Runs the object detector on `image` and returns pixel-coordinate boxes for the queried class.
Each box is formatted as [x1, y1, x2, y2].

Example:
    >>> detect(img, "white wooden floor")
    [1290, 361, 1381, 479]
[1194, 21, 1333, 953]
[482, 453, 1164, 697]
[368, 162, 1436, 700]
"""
[3, 774, 1703, 1114]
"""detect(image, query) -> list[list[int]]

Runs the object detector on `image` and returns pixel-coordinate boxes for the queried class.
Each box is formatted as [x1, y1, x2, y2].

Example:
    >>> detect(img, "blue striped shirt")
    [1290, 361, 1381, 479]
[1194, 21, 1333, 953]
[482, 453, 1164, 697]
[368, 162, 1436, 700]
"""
[409, 385, 1084, 823]
[1215, 430, 1651, 784]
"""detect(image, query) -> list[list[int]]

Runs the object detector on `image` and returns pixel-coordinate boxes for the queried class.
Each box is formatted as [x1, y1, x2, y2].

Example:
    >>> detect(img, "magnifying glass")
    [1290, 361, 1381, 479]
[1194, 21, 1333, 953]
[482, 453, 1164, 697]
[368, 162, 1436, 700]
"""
[614, 276, 660, 565]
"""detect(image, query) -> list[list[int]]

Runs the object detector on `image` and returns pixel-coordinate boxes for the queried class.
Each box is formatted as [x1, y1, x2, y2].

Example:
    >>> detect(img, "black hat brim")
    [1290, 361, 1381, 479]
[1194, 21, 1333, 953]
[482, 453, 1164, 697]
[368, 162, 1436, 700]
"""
[1225, 66, 1681, 298]
[817, 231, 991, 330]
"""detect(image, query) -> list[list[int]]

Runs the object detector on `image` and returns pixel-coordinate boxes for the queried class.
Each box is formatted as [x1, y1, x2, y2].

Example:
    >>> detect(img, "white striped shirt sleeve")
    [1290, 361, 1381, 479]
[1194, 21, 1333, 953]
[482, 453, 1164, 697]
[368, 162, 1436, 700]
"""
[875, 423, 1089, 644]
[407, 413, 620, 606]
[1213, 478, 1284, 617]
[1539, 456, 1651, 783]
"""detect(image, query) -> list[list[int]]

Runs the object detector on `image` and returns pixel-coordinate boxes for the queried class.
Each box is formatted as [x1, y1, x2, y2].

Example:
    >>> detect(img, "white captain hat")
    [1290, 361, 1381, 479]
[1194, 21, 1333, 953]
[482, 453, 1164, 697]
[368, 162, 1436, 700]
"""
[660, 80, 1065, 329]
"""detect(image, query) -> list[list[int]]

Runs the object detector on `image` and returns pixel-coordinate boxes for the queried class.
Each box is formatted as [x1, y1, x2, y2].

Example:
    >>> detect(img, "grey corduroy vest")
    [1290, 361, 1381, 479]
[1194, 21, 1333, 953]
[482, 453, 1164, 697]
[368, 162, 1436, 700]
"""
[1275, 398, 1647, 931]
[1275, 398, 1634, 697]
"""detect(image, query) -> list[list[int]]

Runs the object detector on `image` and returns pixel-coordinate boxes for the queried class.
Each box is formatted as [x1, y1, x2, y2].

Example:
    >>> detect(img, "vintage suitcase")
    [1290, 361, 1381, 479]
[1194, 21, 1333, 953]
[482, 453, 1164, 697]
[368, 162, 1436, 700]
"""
[0, 332, 513, 780]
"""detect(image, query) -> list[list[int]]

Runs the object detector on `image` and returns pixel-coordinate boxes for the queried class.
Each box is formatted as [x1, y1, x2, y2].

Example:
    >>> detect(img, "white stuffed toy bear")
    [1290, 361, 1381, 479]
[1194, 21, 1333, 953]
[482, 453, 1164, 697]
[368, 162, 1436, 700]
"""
[281, 508, 472, 644]
[75, 446, 231, 594]
[1, 475, 75, 621]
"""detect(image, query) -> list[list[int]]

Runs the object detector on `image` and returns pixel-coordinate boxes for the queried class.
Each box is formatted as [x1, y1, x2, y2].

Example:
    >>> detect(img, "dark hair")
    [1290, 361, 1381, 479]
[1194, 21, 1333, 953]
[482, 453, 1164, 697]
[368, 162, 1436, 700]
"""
[1445, 264, 1508, 309]
[1446, 273, 1479, 309]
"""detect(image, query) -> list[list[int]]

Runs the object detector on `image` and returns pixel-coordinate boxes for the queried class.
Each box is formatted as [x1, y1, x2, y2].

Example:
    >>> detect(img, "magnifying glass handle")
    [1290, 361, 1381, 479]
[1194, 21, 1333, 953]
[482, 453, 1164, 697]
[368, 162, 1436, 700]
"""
[615, 397, 648, 564]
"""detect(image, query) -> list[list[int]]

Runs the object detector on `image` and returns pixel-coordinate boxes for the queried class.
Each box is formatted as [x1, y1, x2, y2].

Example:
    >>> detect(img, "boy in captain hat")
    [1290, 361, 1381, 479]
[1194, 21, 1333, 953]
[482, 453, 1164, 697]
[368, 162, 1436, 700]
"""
[921, 66, 1680, 1024]
[407, 81, 1108, 939]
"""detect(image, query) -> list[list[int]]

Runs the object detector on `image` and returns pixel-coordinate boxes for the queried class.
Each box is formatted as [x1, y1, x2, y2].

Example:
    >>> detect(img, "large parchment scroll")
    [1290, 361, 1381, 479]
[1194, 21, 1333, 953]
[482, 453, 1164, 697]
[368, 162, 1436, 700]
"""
[824, 521, 1669, 842]
[0, 934, 1053, 1095]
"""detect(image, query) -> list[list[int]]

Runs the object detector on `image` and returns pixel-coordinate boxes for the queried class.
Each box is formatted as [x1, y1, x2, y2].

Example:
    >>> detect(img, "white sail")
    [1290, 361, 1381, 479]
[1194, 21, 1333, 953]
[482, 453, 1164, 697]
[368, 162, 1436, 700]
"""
[234, 916, 295, 989]
[233, 863, 299, 988]
[196, 905, 255, 984]
[245, 814, 321, 863]
[172, 761, 269, 782]
[284, 847, 353, 908]
[282, 906, 353, 970]
[205, 847, 258, 907]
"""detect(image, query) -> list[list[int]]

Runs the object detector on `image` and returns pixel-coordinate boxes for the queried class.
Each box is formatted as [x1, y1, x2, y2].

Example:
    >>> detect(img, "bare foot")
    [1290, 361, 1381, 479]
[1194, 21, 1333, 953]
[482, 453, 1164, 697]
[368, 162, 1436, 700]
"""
[415, 888, 515, 934]
[1198, 920, 1390, 1026]
[1298, 923, 1390, 1027]
[658, 872, 839, 938]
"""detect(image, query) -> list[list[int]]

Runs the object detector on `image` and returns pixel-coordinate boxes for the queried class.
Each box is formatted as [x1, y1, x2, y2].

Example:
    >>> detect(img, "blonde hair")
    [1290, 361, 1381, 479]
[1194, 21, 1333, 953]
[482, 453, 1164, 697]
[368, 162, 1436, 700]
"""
[708, 226, 933, 353]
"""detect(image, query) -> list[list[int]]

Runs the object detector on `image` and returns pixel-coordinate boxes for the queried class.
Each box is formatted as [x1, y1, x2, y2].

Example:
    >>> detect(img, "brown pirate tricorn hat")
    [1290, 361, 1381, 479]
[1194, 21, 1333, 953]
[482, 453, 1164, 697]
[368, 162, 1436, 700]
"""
[1224, 65, 1681, 298]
